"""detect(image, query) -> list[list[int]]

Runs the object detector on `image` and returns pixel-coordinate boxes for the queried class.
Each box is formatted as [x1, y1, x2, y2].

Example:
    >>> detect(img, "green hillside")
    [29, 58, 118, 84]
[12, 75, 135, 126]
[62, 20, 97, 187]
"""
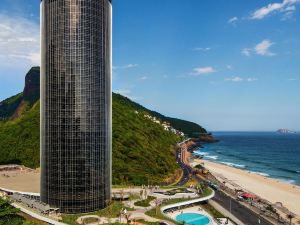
[113, 93, 207, 137]
[0, 93, 23, 119]
[0, 67, 208, 185]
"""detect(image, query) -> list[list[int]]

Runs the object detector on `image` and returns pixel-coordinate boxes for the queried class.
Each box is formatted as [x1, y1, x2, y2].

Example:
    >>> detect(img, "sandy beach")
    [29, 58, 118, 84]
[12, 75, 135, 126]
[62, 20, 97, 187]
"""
[194, 159, 300, 216]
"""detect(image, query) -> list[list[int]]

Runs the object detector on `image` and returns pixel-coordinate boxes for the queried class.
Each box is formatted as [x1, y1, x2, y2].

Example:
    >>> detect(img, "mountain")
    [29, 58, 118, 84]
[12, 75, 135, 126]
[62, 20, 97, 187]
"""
[0, 67, 208, 185]
[0, 67, 40, 120]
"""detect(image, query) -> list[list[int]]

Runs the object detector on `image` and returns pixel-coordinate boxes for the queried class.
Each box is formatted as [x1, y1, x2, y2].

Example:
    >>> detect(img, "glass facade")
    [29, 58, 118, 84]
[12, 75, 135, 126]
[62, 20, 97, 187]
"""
[40, 0, 112, 213]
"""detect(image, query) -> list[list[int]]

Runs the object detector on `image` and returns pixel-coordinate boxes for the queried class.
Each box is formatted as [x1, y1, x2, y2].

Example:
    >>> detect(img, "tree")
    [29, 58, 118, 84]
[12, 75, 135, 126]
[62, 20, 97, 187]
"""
[124, 213, 131, 225]
[154, 199, 161, 215]
[120, 189, 125, 201]
[275, 212, 280, 222]
[286, 214, 294, 225]
[0, 198, 20, 219]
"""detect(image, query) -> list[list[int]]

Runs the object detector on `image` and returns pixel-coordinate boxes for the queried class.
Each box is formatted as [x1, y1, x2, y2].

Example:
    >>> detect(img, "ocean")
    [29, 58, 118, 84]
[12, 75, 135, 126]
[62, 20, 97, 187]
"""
[193, 132, 300, 186]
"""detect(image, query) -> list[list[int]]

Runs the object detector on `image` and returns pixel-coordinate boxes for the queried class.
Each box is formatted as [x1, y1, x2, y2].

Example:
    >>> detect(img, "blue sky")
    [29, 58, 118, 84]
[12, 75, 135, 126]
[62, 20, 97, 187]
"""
[0, 0, 300, 131]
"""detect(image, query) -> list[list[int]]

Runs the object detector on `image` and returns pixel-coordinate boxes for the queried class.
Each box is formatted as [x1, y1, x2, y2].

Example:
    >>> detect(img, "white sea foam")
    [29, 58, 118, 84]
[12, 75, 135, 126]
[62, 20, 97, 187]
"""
[220, 161, 246, 168]
[249, 171, 270, 177]
[279, 179, 296, 184]
[205, 155, 218, 160]
[194, 151, 208, 156]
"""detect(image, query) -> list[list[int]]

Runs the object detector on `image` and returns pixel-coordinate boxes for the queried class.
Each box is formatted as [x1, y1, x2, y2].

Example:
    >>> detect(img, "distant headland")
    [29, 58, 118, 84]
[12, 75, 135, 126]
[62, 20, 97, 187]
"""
[277, 129, 297, 134]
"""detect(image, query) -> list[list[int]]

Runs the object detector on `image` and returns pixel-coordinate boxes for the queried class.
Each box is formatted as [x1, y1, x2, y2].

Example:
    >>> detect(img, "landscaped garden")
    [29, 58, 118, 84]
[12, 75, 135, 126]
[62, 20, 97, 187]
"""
[61, 201, 134, 225]
[134, 196, 156, 207]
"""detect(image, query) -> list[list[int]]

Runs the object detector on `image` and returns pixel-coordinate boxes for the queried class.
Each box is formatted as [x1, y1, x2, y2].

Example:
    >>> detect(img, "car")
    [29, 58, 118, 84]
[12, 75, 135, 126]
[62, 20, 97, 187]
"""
[237, 196, 243, 201]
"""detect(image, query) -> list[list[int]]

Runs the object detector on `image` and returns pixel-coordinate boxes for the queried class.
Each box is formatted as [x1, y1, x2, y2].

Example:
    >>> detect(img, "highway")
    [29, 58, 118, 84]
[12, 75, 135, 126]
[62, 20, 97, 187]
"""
[175, 147, 274, 225]
[214, 190, 273, 225]
[175, 149, 192, 186]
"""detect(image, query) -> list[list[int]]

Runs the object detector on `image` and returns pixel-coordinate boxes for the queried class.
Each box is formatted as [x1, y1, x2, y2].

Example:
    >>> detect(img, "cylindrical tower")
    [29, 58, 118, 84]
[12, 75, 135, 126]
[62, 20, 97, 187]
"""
[40, 0, 112, 213]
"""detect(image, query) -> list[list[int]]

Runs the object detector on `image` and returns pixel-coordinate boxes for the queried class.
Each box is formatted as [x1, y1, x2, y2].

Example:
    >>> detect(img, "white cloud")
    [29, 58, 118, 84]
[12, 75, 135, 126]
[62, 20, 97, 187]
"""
[191, 67, 216, 76]
[225, 76, 243, 82]
[242, 48, 252, 56]
[193, 47, 211, 52]
[0, 13, 40, 66]
[226, 65, 233, 70]
[250, 0, 300, 20]
[139, 76, 148, 80]
[288, 78, 297, 81]
[113, 64, 139, 70]
[254, 39, 275, 56]
[225, 77, 258, 82]
[228, 16, 238, 24]
[114, 89, 140, 100]
[115, 89, 131, 95]
[246, 78, 258, 82]
[242, 39, 276, 57]
[123, 64, 138, 69]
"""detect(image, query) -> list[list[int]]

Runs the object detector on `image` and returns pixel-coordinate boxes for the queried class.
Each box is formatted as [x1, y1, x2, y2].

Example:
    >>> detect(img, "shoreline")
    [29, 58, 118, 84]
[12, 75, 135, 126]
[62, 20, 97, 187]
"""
[192, 158, 300, 216]
[192, 145, 300, 187]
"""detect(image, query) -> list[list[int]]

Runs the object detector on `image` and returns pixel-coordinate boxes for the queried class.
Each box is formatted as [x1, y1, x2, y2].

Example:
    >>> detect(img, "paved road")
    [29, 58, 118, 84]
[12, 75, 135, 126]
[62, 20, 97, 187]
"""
[213, 190, 274, 225]
[175, 150, 192, 186]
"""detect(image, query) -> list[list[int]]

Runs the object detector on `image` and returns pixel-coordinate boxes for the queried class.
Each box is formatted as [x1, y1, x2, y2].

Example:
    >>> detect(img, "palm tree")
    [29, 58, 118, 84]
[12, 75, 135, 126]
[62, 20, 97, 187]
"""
[155, 199, 161, 215]
[120, 189, 125, 202]
[124, 213, 131, 225]
[286, 214, 294, 225]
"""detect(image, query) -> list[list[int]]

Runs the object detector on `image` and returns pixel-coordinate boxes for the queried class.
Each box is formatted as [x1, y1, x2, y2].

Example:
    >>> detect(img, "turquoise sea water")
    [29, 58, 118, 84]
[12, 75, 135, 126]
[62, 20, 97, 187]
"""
[194, 132, 300, 185]
[176, 213, 211, 225]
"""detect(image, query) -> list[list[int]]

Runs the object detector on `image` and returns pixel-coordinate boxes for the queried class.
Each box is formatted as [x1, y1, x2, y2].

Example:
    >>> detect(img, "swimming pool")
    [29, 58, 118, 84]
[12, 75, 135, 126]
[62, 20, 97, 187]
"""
[176, 212, 211, 225]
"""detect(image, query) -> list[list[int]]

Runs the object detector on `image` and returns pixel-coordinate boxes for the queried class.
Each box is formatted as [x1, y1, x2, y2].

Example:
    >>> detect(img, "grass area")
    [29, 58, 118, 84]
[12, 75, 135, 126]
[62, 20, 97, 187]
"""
[201, 203, 225, 218]
[134, 196, 156, 207]
[112, 185, 140, 189]
[19, 212, 49, 225]
[162, 188, 194, 196]
[0, 197, 44, 225]
[159, 185, 183, 190]
[129, 193, 140, 201]
[145, 198, 186, 224]
[61, 201, 134, 225]
[198, 187, 213, 198]
[82, 217, 99, 224]
[136, 220, 161, 225]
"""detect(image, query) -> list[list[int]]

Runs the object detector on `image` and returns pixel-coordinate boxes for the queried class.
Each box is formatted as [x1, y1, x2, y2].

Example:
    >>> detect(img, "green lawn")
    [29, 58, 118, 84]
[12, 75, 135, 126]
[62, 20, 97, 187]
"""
[145, 198, 186, 224]
[201, 203, 225, 218]
[134, 196, 156, 207]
